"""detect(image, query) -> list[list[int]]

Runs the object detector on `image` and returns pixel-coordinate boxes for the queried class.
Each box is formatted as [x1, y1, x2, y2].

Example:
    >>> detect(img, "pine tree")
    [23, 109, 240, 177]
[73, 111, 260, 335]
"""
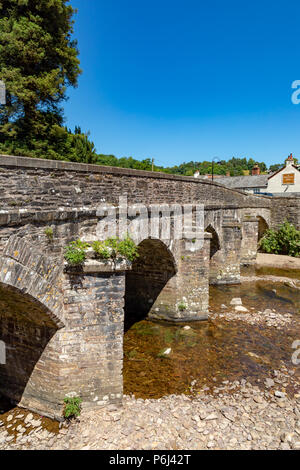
[0, 0, 81, 149]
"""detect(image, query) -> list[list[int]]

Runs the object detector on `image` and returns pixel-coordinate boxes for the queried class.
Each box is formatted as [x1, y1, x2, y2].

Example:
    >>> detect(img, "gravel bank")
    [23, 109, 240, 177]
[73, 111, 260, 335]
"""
[1, 367, 299, 451]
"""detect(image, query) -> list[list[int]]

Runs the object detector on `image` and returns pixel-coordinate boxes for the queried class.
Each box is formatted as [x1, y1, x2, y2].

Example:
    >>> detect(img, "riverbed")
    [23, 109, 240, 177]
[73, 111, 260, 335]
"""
[0, 275, 299, 450]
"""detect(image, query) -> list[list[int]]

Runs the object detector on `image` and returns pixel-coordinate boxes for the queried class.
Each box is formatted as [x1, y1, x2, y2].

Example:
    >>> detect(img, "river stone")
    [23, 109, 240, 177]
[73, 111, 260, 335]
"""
[275, 391, 286, 398]
[24, 413, 33, 424]
[205, 413, 219, 421]
[230, 298, 243, 306]
[235, 306, 248, 312]
[162, 348, 171, 356]
[265, 378, 275, 388]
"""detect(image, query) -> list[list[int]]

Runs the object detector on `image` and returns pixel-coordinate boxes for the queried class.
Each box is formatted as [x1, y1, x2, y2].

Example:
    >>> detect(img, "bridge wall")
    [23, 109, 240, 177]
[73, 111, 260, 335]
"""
[270, 197, 300, 230]
[0, 154, 274, 280]
[0, 155, 271, 210]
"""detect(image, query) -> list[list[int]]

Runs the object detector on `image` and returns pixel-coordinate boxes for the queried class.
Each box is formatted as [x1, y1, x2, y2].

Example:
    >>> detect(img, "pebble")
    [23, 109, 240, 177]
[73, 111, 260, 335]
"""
[230, 298, 243, 306]
[265, 378, 275, 388]
[275, 391, 286, 399]
[235, 306, 249, 313]
[0, 372, 293, 451]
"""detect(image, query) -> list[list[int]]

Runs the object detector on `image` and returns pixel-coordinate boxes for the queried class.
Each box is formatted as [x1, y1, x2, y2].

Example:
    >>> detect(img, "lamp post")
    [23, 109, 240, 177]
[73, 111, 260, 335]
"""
[211, 157, 221, 183]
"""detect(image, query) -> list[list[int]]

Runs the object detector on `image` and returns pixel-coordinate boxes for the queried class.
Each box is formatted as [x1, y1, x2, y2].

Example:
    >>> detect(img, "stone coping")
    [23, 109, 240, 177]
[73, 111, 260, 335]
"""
[64, 258, 132, 274]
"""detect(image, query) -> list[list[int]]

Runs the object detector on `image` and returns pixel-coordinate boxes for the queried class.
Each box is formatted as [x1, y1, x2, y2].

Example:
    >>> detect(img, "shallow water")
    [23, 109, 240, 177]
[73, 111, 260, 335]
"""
[241, 264, 300, 280]
[123, 318, 299, 399]
[209, 281, 300, 315]
[123, 281, 300, 399]
[0, 394, 59, 439]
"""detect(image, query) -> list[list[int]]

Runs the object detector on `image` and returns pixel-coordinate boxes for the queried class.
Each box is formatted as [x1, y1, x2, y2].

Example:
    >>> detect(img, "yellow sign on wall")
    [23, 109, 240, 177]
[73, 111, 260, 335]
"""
[282, 173, 295, 185]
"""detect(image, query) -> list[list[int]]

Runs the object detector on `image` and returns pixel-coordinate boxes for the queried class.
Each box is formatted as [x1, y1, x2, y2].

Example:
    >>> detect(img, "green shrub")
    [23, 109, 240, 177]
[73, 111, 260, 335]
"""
[64, 236, 139, 266]
[93, 236, 139, 262]
[259, 221, 300, 258]
[92, 240, 111, 259]
[44, 227, 54, 241]
[64, 240, 90, 266]
[117, 235, 139, 262]
[178, 301, 187, 312]
[63, 396, 82, 419]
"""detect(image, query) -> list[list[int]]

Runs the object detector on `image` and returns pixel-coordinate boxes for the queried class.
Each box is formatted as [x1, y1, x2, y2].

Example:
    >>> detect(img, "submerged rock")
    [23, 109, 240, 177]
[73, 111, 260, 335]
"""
[235, 306, 248, 312]
[230, 298, 243, 306]
[265, 378, 275, 388]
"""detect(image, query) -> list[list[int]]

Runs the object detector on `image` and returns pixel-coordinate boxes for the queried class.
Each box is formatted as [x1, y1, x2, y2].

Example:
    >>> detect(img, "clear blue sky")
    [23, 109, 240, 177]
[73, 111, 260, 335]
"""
[64, 0, 300, 167]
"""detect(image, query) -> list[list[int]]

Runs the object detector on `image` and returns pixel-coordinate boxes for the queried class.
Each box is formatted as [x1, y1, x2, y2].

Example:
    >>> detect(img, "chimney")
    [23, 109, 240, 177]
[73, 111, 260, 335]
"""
[226, 171, 230, 177]
[286, 153, 294, 166]
[252, 164, 260, 176]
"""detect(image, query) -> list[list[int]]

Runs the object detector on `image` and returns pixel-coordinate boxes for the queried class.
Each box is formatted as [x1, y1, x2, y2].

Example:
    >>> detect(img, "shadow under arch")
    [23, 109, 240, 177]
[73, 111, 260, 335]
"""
[0, 283, 61, 411]
[124, 238, 177, 332]
[257, 216, 269, 242]
[205, 225, 221, 259]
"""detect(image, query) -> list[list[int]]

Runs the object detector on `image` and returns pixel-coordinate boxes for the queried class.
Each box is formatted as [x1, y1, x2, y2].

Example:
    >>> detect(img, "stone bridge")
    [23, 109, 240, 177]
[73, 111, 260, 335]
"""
[0, 155, 299, 419]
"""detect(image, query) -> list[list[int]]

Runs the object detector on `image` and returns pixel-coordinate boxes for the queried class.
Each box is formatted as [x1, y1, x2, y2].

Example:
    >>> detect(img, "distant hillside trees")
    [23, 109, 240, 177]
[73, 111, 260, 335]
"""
[161, 158, 267, 177]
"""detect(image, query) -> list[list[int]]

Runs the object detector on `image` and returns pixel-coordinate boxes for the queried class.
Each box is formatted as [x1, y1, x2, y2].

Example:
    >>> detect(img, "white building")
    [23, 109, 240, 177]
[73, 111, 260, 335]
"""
[267, 154, 300, 195]
[212, 155, 300, 196]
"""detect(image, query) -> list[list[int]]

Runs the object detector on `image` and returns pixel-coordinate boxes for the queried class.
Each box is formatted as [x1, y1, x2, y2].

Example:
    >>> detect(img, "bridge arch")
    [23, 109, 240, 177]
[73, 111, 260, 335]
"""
[257, 215, 269, 242]
[205, 225, 221, 259]
[0, 282, 61, 408]
[204, 225, 223, 284]
[0, 237, 64, 413]
[124, 238, 177, 330]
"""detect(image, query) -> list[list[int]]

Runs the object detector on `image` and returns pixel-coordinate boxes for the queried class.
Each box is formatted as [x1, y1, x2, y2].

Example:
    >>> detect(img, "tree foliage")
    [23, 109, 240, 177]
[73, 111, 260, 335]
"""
[161, 157, 267, 177]
[259, 221, 300, 258]
[0, 2, 297, 174]
[0, 0, 85, 159]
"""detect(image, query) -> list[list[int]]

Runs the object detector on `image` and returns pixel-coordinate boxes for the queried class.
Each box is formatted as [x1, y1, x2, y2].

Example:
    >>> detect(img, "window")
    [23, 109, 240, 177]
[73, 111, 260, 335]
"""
[253, 188, 261, 194]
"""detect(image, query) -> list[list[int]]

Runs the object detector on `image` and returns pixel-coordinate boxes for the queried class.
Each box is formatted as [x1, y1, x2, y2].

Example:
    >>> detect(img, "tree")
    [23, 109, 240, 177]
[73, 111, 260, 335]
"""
[0, 0, 81, 149]
[269, 163, 282, 172]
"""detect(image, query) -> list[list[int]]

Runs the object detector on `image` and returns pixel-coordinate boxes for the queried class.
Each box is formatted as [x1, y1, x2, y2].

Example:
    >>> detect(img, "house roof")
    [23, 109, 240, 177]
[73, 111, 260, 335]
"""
[216, 174, 269, 189]
[268, 164, 300, 180]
